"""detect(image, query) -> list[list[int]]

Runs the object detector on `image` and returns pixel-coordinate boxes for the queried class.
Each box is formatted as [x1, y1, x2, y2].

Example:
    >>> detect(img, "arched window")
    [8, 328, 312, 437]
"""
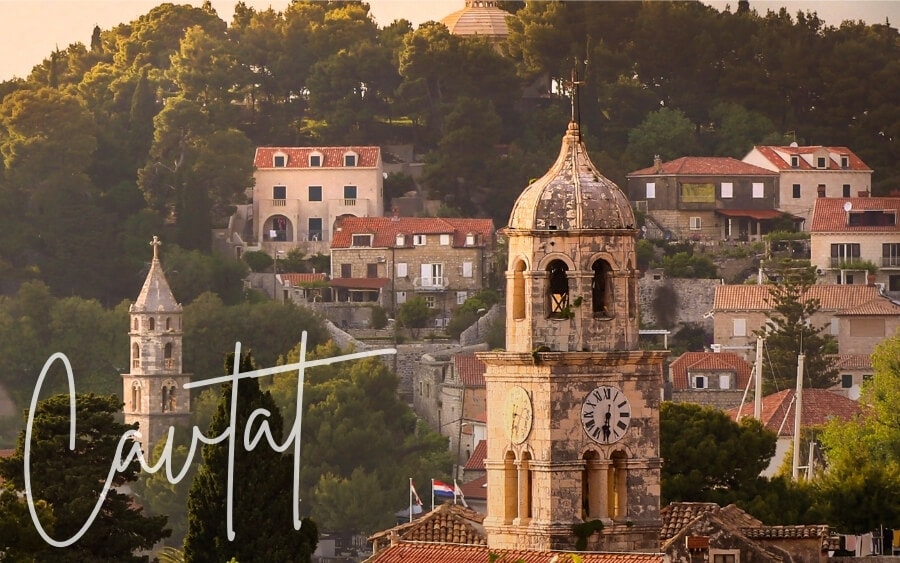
[166, 317, 171, 330]
[512, 260, 526, 320]
[592, 259, 613, 317]
[131, 381, 141, 411]
[148, 317, 155, 330]
[518, 451, 533, 521]
[547, 260, 569, 318]
[627, 260, 636, 319]
[133, 318, 139, 331]
[161, 384, 177, 413]
[503, 451, 517, 523]
[132, 343, 140, 369]
[582, 450, 604, 519]
[608, 451, 628, 519]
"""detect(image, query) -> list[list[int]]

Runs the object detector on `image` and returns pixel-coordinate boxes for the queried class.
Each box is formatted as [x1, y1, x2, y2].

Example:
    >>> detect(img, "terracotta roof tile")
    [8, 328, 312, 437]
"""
[280, 273, 327, 286]
[254, 146, 380, 169]
[827, 354, 872, 370]
[728, 389, 860, 437]
[669, 352, 752, 390]
[366, 543, 666, 563]
[368, 503, 486, 553]
[455, 355, 486, 387]
[742, 525, 830, 539]
[713, 284, 880, 311]
[836, 297, 900, 316]
[810, 197, 900, 232]
[749, 146, 871, 171]
[464, 440, 487, 471]
[629, 156, 777, 177]
[332, 217, 494, 249]
[457, 474, 486, 500]
[659, 502, 763, 539]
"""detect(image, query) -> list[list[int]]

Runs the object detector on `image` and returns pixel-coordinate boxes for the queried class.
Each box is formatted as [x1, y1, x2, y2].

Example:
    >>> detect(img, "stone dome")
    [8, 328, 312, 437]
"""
[440, 1, 509, 38]
[508, 122, 636, 231]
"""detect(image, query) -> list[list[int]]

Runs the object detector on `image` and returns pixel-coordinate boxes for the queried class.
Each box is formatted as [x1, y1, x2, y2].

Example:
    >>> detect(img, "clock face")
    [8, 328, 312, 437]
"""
[581, 385, 631, 444]
[504, 386, 533, 444]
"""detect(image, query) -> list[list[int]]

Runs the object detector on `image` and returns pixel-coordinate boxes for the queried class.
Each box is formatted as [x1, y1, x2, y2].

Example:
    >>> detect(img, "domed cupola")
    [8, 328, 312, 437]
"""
[509, 121, 635, 232]
[504, 121, 639, 354]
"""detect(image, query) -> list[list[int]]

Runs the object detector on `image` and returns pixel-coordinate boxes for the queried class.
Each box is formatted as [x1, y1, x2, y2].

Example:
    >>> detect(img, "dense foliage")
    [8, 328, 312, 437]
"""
[0, 1, 896, 306]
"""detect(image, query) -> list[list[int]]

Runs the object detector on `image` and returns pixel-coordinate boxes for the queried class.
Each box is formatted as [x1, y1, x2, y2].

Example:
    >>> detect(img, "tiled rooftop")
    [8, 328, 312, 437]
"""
[366, 542, 667, 563]
[457, 475, 486, 500]
[660, 503, 762, 540]
[455, 354, 486, 387]
[629, 156, 776, 177]
[279, 273, 327, 286]
[836, 297, 900, 316]
[728, 389, 861, 437]
[669, 352, 752, 390]
[828, 354, 872, 371]
[368, 503, 486, 553]
[810, 197, 900, 232]
[254, 146, 380, 168]
[464, 440, 487, 471]
[332, 217, 494, 249]
[713, 284, 880, 311]
[750, 146, 870, 171]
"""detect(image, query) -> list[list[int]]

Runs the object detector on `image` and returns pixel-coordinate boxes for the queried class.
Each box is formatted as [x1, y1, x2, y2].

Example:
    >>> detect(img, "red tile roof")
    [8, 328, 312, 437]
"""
[254, 146, 380, 169]
[464, 440, 487, 471]
[280, 273, 327, 286]
[457, 474, 486, 499]
[810, 197, 900, 232]
[669, 352, 752, 390]
[332, 217, 495, 249]
[728, 389, 860, 437]
[837, 297, 900, 316]
[828, 354, 872, 371]
[628, 157, 776, 177]
[662, 502, 829, 542]
[368, 503, 486, 553]
[454, 355, 486, 387]
[329, 277, 390, 289]
[713, 284, 881, 311]
[749, 146, 871, 171]
[366, 543, 666, 563]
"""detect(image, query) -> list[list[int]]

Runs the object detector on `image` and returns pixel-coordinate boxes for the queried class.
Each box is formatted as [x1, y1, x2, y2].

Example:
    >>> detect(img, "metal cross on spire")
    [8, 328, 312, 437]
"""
[150, 235, 161, 261]
[569, 58, 584, 126]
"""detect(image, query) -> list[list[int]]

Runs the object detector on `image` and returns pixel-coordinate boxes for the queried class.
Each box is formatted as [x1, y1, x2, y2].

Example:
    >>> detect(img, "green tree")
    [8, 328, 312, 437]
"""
[397, 296, 431, 339]
[625, 107, 700, 167]
[184, 352, 318, 563]
[754, 259, 837, 391]
[0, 488, 56, 561]
[661, 402, 776, 506]
[0, 394, 170, 562]
[660, 252, 718, 279]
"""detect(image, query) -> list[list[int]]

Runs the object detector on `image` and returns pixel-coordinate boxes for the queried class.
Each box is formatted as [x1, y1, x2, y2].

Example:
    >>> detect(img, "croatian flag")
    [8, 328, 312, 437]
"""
[432, 479, 455, 498]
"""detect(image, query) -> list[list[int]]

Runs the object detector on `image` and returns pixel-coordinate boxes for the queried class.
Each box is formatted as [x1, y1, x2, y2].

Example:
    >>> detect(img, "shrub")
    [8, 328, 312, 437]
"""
[243, 250, 273, 273]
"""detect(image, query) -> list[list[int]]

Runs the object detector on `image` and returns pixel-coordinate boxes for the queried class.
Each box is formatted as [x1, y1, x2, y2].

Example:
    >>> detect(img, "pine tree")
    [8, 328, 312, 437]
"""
[184, 352, 317, 563]
[755, 259, 837, 391]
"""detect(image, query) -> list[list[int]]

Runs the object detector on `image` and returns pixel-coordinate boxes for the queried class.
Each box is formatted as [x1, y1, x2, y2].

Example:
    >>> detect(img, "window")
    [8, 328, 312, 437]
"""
[831, 243, 861, 267]
[843, 184, 851, 197]
[343, 185, 357, 200]
[308, 218, 322, 241]
[841, 374, 853, 388]
[692, 375, 707, 389]
[831, 318, 840, 336]
[689, 217, 701, 230]
[462, 261, 473, 278]
[792, 184, 801, 199]
[396, 262, 408, 277]
[439, 234, 451, 245]
[890, 274, 900, 292]
[547, 260, 570, 318]
[308, 186, 322, 201]
[351, 234, 372, 247]
[274, 155, 286, 167]
[340, 264, 351, 278]
[592, 259, 612, 317]
[465, 233, 475, 246]
[273, 185, 286, 200]
[396, 291, 407, 304]
[366, 263, 378, 278]
[309, 154, 321, 167]
[720, 182, 733, 199]
[457, 291, 468, 305]
[421, 263, 443, 287]
[413, 234, 426, 246]
[733, 318, 746, 337]
[719, 374, 732, 389]
[344, 153, 357, 167]
[883, 243, 900, 267]
[817, 156, 827, 169]
[395, 234, 405, 246]
[790, 155, 799, 168]
[712, 554, 737, 563]
[646, 182, 656, 199]
[841, 155, 850, 169]
[752, 182, 764, 198]
[424, 295, 436, 308]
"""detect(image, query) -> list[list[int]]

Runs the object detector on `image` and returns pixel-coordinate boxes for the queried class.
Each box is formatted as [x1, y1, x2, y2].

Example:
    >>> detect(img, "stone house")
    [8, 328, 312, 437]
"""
[668, 351, 752, 410]
[248, 146, 384, 258]
[626, 156, 786, 242]
[828, 353, 873, 400]
[808, 196, 900, 295]
[329, 216, 495, 316]
[711, 284, 900, 361]
[729, 389, 860, 477]
[661, 502, 832, 562]
[742, 145, 873, 229]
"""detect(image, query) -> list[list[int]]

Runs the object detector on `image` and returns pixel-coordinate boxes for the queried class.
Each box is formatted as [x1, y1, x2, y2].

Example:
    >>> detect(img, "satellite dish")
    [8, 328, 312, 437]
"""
[843, 201, 853, 212]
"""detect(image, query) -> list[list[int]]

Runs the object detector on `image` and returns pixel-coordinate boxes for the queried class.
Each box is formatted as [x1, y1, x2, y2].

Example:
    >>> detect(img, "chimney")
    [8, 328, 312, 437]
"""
[817, 184, 826, 198]
[653, 154, 662, 173]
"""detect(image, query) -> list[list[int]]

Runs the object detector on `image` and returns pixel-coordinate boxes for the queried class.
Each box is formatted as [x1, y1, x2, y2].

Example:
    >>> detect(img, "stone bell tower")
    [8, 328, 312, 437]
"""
[122, 236, 191, 452]
[479, 118, 667, 552]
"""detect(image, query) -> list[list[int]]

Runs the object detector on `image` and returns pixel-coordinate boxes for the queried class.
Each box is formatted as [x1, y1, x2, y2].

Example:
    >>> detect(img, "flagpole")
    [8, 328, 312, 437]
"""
[431, 478, 435, 511]
[409, 478, 413, 522]
[453, 478, 457, 505]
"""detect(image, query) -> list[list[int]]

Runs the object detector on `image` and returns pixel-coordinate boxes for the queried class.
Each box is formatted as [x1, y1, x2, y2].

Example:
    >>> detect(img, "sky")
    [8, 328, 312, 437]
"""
[0, 1, 898, 82]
